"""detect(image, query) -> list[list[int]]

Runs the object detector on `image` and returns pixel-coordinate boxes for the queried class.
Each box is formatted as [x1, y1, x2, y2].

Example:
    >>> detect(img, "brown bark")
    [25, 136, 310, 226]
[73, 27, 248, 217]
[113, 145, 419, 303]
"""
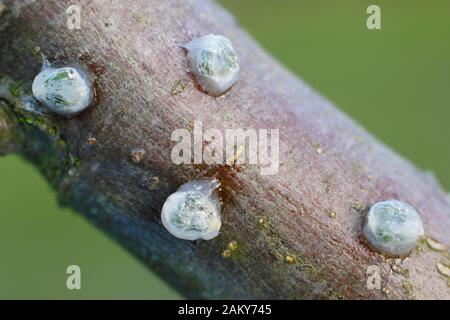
[0, 0, 449, 299]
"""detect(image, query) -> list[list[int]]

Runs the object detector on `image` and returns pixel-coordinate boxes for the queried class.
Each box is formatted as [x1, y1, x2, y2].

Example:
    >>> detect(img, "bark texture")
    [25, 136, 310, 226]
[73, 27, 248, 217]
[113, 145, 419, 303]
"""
[0, 0, 449, 299]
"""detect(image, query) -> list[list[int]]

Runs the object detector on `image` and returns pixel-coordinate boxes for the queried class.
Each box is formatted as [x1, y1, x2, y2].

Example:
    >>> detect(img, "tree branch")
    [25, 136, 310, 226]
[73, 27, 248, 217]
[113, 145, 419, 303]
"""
[0, 102, 23, 155]
[1, 0, 449, 299]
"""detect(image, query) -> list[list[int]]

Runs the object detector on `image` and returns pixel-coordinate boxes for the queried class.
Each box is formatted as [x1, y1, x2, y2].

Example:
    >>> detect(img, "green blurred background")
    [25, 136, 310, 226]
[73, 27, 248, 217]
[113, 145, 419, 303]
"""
[1, 0, 449, 299]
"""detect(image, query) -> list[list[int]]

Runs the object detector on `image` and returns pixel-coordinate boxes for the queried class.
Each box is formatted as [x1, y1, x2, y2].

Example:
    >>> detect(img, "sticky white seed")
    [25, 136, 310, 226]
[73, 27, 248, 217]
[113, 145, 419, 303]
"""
[363, 200, 424, 257]
[161, 178, 221, 241]
[184, 34, 240, 96]
[32, 63, 94, 117]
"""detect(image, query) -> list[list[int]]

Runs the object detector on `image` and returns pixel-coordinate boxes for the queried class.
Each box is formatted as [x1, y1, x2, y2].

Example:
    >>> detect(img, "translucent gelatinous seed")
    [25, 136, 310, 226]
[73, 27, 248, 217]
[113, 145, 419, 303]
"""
[32, 63, 94, 117]
[184, 34, 240, 96]
[161, 178, 221, 240]
[363, 200, 424, 257]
